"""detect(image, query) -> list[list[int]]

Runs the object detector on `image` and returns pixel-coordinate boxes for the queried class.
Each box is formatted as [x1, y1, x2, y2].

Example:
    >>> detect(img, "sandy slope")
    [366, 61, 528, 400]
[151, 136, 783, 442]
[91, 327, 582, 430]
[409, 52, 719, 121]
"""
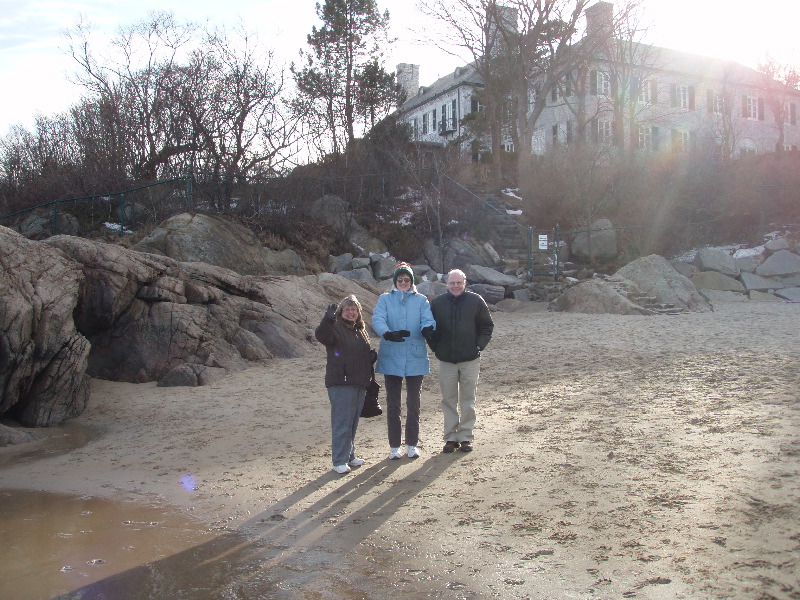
[2, 301, 798, 599]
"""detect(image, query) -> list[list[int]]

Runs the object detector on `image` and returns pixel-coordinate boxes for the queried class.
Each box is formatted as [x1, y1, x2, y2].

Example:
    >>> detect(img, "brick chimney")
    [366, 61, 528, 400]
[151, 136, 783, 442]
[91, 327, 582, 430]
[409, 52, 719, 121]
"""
[396, 63, 420, 103]
[585, 1, 614, 37]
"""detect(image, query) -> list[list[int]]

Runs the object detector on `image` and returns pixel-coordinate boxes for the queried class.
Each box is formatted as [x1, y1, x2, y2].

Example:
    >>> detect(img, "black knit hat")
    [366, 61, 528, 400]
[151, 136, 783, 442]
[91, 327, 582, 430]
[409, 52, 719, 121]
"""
[393, 262, 415, 286]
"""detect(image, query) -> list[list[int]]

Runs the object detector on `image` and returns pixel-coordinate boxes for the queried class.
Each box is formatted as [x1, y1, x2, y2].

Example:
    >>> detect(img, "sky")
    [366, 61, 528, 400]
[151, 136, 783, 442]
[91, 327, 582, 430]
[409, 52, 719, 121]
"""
[0, 0, 798, 135]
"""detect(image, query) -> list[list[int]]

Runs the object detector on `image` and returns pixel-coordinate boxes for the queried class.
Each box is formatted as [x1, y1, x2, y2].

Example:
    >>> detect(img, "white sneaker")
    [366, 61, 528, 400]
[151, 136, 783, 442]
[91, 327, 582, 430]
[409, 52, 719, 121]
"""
[332, 464, 351, 474]
[406, 445, 420, 458]
[348, 457, 365, 467]
[388, 447, 403, 460]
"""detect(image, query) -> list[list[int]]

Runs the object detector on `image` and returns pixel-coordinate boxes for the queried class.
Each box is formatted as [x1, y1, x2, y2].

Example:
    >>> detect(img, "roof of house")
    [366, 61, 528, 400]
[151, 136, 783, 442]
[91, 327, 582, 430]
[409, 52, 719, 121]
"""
[399, 63, 483, 113]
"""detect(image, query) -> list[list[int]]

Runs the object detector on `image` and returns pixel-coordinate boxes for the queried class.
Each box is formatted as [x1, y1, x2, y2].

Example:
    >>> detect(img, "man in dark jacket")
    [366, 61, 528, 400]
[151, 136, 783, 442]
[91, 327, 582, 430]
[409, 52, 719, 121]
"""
[427, 269, 494, 453]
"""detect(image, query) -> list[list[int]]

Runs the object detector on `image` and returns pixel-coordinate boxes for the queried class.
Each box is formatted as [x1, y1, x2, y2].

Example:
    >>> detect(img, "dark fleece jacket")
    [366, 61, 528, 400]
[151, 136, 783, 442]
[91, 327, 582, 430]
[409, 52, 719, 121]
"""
[429, 290, 494, 364]
[315, 316, 373, 388]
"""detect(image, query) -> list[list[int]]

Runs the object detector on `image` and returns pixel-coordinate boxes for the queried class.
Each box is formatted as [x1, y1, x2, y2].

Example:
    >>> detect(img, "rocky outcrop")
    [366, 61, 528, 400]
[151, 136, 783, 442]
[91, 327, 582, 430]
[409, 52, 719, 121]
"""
[133, 213, 307, 276]
[2, 225, 380, 436]
[615, 255, 712, 312]
[1, 227, 91, 427]
[549, 279, 651, 315]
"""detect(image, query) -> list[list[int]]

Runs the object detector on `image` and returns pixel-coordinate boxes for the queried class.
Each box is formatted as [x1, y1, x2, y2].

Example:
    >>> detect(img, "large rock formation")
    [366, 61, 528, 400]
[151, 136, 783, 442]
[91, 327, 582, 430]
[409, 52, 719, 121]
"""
[0, 227, 91, 427]
[2, 225, 378, 435]
[133, 212, 307, 276]
[615, 254, 712, 312]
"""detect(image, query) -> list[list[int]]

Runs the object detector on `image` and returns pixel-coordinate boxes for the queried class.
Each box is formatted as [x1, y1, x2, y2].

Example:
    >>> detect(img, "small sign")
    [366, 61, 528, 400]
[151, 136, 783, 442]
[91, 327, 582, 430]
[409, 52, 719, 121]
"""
[538, 234, 548, 250]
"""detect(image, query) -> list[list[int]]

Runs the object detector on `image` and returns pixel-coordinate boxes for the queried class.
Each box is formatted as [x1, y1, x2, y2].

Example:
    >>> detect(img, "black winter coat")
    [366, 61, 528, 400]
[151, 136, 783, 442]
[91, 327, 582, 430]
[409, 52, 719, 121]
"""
[429, 290, 494, 364]
[315, 317, 373, 388]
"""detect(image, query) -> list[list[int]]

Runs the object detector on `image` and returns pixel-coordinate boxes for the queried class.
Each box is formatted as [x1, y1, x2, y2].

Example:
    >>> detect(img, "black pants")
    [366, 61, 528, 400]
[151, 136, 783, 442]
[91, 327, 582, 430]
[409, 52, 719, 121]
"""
[384, 374, 423, 448]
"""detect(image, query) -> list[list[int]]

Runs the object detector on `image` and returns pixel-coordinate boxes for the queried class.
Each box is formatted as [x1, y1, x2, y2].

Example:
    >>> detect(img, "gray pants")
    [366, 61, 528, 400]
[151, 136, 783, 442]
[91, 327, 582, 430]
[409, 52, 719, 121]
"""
[384, 374, 423, 448]
[438, 358, 480, 443]
[327, 385, 365, 466]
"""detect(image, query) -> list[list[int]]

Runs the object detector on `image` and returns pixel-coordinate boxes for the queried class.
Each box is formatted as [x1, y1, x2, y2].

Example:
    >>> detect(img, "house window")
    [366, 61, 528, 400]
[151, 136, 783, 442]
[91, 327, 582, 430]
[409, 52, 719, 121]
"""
[742, 96, 764, 120]
[451, 99, 458, 129]
[672, 129, 689, 153]
[422, 113, 429, 134]
[671, 84, 695, 110]
[638, 125, 652, 150]
[413, 117, 419, 139]
[783, 101, 797, 125]
[502, 142, 515, 152]
[596, 120, 613, 144]
[470, 97, 484, 113]
[552, 124, 559, 146]
[440, 103, 447, 132]
[595, 71, 611, 96]
[432, 108, 437, 129]
[638, 80, 651, 104]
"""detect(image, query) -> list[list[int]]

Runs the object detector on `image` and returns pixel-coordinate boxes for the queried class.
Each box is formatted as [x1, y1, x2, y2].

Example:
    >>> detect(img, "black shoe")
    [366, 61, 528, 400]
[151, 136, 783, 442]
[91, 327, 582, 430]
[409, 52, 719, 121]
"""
[442, 441, 459, 453]
[459, 441, 473, 453]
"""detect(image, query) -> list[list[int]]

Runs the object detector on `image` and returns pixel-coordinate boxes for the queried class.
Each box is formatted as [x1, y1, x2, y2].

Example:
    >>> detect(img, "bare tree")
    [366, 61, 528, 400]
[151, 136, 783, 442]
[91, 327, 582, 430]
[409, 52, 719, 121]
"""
[758, 56, 800, 152]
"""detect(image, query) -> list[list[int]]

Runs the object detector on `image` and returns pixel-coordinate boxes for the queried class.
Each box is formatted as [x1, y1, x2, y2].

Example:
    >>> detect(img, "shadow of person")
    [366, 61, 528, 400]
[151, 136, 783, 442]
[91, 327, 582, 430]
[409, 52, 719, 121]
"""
[52, 455, 458, 599]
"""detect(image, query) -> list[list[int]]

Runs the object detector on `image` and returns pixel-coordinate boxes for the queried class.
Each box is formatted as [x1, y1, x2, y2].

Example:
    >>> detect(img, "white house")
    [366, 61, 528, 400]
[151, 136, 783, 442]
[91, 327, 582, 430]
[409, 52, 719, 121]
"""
[396, 1, 800, 161]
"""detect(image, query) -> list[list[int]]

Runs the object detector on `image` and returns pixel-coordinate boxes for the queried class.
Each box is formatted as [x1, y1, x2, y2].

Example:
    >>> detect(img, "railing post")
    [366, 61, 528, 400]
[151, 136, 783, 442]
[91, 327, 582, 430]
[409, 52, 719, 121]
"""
[527, 227, 533, 282]
[554, 224, 561, 281]
[119, 193, 125, 236]
[186, 171, 194, 212]
[52, 203, 58, 236]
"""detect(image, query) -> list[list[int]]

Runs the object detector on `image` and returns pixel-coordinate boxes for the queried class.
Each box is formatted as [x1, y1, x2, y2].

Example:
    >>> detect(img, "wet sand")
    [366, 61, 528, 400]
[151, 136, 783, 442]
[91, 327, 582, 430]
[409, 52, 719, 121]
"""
[1, 300, 799, 599]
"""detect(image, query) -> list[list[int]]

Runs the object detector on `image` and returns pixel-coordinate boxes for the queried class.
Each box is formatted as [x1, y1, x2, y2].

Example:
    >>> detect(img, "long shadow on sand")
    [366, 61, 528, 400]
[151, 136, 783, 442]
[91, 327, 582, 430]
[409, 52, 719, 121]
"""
[53, 454, 459, 599]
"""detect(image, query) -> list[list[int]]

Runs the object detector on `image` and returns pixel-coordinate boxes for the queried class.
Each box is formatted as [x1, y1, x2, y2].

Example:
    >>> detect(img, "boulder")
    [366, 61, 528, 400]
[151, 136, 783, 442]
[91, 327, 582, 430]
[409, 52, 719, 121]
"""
[735, 254, 763, 274]
[549, 279, 650, 314]
[571, 218, 617, 262]
[464, 264, 525, 287]
[416, 280, 447, 299]
[370, 255, 398, 280]
[18, 211, 81, 240]
[615, 254, 712, 312]
[495, 298, 526, 312]
[764, 238, 790, 254]
[698, 289, 749, 303]
[329, 253, 354, 273]
[133, 213, 307, 276]
[690, 271, 745, 292]
[338, 267, 377, 286]
[749, 290, 783, 302]
[669, 261, 696, 278]
[1, 227, 91, 427]
[755, 250, 800, 277]
[441, 237, 494, 270]
[775, 287, 800, 301]
[740, 272, 785, 292]
[468, 283, 505, 305]
[692, 247, 740, 276]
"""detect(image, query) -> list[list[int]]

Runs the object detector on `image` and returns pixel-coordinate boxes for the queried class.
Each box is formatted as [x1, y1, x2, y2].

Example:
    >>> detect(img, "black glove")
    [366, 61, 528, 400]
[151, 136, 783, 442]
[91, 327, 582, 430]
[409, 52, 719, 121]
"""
[383, 330, 411, 342]
[370, 349, 378, 364]
[421, 325, 435, 344]
[324, 303, 338, 322]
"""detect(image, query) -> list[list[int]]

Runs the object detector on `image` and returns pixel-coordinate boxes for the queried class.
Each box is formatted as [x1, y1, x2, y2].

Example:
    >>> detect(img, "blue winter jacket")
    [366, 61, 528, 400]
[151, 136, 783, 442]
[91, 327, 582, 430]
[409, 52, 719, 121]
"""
[373, 287, 436, 377]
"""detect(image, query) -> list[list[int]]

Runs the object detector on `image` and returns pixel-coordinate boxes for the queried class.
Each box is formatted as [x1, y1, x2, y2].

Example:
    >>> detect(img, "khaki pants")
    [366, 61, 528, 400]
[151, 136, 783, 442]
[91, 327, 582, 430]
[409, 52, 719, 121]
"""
[438, 357, 481, 443]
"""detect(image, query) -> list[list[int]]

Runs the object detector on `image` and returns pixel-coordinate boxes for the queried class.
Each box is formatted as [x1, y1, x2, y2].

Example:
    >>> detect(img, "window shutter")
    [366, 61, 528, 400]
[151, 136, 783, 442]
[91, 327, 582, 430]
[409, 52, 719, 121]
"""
[471, 97, 477, 112]
[652, 126, 659, 151]
[452, 99, 457, 128]
[758, 98, 765, 120]
[590, 70, 597, 95]
[742, 96, 748, 118]
[670, 84, 677, 108]
[688, 86, 695, 110]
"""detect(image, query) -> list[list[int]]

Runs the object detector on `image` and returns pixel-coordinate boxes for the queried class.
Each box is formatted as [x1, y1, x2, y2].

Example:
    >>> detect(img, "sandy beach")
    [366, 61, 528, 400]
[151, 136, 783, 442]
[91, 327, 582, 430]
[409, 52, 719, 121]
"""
[2, 300, 799, 599]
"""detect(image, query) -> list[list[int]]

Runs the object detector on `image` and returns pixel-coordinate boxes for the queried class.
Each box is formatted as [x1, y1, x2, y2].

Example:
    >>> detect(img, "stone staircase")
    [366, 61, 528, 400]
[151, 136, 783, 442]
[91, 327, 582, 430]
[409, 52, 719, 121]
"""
[481, 193, 529, 262]
[607, 278, 688, 315]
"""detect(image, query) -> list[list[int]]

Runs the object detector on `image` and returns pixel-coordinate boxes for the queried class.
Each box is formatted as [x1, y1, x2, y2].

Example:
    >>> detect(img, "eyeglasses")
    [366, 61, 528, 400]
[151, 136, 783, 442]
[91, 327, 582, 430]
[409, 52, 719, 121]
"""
[396, 277, 412, 283]
[447, 280, 466, 286]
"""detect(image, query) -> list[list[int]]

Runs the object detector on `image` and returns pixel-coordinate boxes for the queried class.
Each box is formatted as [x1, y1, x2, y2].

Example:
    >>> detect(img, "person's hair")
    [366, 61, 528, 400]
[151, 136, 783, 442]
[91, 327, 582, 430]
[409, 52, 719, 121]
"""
[337, 294, 365, 329]
[447, 269, 466, 282]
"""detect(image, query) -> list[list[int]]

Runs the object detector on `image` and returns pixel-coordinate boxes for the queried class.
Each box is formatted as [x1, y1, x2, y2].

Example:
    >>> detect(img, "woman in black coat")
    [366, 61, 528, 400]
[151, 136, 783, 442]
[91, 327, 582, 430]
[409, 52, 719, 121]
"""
[315, 294, 374, 474]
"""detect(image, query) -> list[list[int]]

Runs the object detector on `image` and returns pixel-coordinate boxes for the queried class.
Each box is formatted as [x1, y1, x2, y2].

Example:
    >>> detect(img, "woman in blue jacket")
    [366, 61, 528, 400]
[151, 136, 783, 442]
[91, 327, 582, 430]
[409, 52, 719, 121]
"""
[373, 263, 436, 460]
